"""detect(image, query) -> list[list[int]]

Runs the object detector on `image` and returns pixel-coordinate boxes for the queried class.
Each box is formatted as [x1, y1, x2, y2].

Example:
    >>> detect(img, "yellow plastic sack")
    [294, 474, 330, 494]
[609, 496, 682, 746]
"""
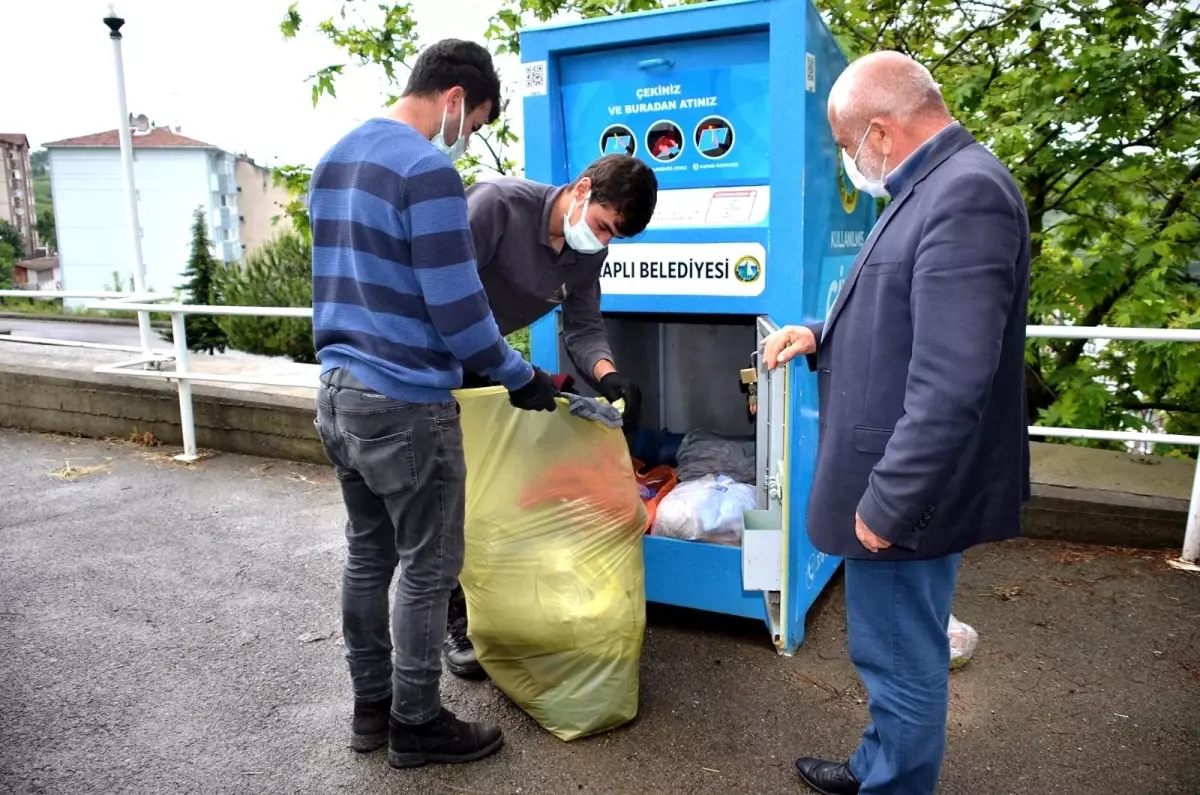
[455, 386, 647, 742]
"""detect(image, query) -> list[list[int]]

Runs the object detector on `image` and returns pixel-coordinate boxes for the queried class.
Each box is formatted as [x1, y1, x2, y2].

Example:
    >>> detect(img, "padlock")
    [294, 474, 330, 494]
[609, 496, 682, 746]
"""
[740, 367, 758, 385]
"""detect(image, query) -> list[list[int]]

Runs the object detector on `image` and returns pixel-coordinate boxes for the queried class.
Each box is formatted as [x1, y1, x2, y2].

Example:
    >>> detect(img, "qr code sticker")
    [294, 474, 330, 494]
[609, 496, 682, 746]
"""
[524, 60, 548, 97]
[805, 53, 816, 92]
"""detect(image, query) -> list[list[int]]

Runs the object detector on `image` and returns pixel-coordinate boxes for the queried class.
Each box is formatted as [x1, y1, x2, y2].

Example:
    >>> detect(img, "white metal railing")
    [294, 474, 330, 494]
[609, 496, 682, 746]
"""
[1, 291, 1197, 571]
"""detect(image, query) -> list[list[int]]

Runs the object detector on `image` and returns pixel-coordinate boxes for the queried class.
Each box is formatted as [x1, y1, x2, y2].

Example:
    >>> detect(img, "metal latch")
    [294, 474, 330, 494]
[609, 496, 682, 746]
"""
[742, 351, 759, 416]
[765, 471, 783, 502]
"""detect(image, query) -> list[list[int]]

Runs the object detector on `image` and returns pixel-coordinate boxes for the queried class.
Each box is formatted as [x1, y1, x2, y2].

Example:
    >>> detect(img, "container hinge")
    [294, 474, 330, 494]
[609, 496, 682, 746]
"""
[766, 471, 783, 502]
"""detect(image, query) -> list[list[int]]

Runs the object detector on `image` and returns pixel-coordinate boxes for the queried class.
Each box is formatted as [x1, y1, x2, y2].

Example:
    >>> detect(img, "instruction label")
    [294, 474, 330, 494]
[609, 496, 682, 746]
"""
[561, 63, 769, 189]
[600, 242, 767, 297]
[645, 186, 770, 229]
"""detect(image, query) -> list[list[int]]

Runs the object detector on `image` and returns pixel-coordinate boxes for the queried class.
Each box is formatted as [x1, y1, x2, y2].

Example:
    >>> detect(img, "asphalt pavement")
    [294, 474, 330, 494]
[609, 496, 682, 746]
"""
[1, 429, 1197, 795]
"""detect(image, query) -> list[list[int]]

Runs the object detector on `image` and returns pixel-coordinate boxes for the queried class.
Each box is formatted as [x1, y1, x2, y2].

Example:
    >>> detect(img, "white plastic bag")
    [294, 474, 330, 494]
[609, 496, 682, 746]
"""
[650, 474, 756, 545]
[948, 613, 979, 669]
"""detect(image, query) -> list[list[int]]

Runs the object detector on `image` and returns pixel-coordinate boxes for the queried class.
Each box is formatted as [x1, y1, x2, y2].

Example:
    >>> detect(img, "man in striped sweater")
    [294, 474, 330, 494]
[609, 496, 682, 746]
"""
[309, 39, 558, 770]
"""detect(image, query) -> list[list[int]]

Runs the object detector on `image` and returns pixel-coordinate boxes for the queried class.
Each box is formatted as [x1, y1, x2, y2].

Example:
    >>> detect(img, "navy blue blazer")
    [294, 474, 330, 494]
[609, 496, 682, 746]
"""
[805, 124, 1031, 561]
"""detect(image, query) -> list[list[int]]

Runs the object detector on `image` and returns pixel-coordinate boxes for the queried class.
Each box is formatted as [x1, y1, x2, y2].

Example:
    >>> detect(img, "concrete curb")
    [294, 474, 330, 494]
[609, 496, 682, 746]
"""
[0, 364, 324, 465]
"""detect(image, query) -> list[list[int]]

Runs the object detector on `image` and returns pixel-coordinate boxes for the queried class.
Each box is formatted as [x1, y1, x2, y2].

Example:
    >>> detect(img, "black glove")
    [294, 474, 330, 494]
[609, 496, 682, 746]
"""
[508, 367, 559, 412]
[461, 370, 495, 390]
[599, 372, 642, 427]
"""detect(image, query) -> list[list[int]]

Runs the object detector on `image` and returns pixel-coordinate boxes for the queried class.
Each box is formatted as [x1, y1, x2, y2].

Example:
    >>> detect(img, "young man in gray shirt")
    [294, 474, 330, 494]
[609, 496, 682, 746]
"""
[446, 153, 658, 679]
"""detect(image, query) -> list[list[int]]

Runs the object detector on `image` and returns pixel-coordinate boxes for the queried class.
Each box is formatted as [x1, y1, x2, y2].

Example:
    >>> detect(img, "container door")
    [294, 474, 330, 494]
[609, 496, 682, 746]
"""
[741, 316, 791, 648]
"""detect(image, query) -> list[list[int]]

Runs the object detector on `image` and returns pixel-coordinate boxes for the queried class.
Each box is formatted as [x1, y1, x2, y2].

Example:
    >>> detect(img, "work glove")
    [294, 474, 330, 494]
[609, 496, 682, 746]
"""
[508, 367, 559, 412]
[599, 372, 642, 427]
[460, 370, 495, 390]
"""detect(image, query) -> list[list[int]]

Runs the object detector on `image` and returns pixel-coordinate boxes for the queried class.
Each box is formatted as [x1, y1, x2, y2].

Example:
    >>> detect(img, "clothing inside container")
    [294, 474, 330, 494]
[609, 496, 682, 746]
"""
[553, 313, 764, 546]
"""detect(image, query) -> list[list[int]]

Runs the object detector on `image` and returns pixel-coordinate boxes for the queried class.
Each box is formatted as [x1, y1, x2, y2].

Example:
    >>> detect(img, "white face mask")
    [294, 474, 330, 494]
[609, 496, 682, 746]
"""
[842, 124, 890, 199]
[563, 194, 605, 254]
[431, 103, 467, 161]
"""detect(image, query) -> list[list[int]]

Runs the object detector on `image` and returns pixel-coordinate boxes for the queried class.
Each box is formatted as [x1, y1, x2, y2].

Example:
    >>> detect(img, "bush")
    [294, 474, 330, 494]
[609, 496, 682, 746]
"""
[0, 241, 15, 290]
[215, 231, 315, 363]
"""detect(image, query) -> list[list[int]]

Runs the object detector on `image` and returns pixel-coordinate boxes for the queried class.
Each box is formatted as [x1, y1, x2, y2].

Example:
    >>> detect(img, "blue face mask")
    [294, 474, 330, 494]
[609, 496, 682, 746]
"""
[563, 194, 605, 255]
[431, 103, 467, 161]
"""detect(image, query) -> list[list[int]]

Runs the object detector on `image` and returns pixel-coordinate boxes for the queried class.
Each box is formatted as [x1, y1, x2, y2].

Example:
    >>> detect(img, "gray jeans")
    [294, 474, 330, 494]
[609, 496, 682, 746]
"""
[315, 368, 466, 725]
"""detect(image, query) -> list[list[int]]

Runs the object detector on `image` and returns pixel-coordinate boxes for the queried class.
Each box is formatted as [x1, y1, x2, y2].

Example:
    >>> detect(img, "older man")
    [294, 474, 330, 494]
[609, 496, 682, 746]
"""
[763, 51, 1030, 795]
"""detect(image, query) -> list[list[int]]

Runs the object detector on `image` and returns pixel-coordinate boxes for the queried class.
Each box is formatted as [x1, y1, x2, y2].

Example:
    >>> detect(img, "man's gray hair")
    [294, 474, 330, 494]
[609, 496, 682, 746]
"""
[829, 51, 947, 127]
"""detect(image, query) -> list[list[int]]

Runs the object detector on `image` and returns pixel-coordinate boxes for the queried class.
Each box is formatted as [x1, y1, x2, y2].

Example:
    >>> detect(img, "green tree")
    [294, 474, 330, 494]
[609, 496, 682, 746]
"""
[813, 0, 1200, 453]
[164, 207, 228, 354]
[36, 208, 56, 254]
[0, 241, 16, 289]
[215, 231, 316, 363]
[29, 149, 48, 178]
[0, 219, 22, 257]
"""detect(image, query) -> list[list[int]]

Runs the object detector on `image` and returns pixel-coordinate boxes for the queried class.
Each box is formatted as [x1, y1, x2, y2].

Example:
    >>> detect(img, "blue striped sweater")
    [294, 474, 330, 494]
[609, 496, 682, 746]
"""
[309, 118, 533, 402]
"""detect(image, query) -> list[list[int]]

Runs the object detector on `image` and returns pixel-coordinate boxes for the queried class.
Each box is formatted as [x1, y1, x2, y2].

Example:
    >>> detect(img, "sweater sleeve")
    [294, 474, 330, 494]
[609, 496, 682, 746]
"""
[405, 156, 533, 391]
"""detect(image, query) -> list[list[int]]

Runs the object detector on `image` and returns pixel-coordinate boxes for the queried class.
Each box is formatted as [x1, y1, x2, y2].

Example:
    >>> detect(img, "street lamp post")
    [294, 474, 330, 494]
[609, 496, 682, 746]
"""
[103, 4, 153, 356]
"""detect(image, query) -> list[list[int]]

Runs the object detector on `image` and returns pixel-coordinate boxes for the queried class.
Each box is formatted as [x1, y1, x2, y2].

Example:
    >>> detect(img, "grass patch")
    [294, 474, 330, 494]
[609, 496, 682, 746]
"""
[0, 296, 172, 323]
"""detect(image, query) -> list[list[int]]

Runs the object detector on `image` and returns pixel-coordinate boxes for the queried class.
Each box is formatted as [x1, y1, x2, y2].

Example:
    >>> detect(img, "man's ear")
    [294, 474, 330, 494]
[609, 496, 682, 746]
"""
[574, 176, 593, 198]
[870, 117, 894, 158]
[444, 86, 465, 113]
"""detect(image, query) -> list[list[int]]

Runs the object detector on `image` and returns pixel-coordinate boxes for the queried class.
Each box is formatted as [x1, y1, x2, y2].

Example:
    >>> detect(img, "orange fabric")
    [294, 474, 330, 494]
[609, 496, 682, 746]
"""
[632, 459, 679, 532]
[519, 453, 644, 530]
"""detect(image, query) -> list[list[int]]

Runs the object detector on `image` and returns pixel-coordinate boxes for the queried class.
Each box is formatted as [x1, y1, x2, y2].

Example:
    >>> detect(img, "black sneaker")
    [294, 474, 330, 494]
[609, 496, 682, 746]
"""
[444, 589, 486, 680]
[388, 708, 503, 769]
[350, 696, 390, 752]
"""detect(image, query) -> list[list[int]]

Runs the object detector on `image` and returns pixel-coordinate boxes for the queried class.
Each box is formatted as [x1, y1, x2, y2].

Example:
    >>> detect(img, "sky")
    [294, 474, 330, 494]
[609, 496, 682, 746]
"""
[0, 0, 537, 168]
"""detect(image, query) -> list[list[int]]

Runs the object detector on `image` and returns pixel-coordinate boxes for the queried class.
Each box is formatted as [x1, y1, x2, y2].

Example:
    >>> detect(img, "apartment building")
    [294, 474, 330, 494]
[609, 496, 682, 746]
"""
[0, 133, 38, 256]
[234, 154, 292, 255]
[45, 118, 247, 300]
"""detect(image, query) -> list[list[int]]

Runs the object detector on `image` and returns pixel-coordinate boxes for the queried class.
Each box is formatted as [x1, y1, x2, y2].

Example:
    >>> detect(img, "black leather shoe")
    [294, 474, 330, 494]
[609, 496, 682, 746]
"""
[350, 696, 391, 752]
[795, 758, 860, 795]
[388, 708, 503, 769]
[443, 589, 486, 680]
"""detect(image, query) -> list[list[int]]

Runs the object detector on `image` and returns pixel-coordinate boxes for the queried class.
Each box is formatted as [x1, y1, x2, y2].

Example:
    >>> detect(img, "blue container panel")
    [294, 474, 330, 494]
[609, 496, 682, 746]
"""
[559, 31, 769, 190]
[643, 535, 768, 622]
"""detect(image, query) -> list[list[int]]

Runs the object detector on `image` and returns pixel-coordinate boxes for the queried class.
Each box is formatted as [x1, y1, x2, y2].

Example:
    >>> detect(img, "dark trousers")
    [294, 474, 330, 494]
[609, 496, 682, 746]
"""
[315, 368, 466, 724]
[845, 553, 962, 794]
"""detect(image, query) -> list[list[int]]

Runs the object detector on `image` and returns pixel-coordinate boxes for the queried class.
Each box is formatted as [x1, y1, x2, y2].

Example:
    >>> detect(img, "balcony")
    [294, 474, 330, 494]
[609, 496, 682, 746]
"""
[219, 207, 234, 228]
[220, 241, 241, 262]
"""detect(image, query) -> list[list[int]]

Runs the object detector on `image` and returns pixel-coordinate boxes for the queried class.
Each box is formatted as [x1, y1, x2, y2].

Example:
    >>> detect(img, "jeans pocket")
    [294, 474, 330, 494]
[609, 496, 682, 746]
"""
[344, 429, 418, 497]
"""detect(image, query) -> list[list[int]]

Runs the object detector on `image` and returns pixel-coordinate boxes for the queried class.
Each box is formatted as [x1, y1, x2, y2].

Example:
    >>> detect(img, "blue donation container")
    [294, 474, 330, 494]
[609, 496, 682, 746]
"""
[519, 0, 874, 653]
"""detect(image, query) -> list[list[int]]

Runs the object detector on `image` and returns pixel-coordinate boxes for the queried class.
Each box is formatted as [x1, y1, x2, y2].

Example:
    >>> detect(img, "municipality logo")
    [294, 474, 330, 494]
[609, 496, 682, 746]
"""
[734, 255, 761, 284]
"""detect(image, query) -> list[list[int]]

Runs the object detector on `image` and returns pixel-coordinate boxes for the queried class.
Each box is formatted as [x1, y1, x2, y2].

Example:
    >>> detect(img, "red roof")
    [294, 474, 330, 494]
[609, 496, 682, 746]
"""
[43, 128, 218, 150]
[0, 133, 30, 148]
